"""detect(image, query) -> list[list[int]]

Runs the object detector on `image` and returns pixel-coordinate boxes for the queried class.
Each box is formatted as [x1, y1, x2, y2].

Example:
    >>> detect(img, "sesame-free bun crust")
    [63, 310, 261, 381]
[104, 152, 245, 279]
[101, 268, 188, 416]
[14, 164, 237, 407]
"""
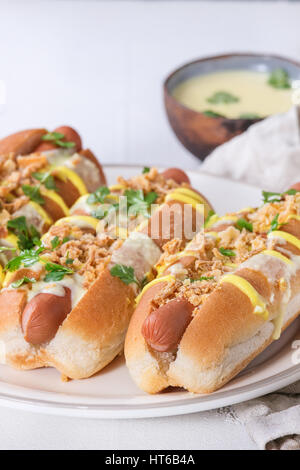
[125, 244, 300, 394]
[0, 129, 46, 155]
[0, 270, 135, 379]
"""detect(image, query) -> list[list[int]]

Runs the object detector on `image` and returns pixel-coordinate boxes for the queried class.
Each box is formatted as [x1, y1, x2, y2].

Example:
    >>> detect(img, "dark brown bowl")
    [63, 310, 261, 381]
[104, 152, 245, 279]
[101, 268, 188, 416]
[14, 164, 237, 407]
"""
[164, 53, 300, 161]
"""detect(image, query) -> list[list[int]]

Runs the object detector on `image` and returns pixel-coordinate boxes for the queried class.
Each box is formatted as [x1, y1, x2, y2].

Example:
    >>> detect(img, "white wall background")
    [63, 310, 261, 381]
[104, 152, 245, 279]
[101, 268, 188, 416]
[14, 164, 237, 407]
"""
[0, 0, 300, 450]
[1, 0, 300, 170]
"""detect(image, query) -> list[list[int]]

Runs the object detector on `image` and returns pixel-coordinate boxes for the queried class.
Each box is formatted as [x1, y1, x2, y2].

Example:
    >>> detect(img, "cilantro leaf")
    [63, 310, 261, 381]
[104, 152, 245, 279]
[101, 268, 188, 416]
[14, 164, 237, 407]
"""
[268, 68, 291, 89]
[32, 172, 57, 191]
[236, 218, 253, 232]
[42, 132, 65, 141]
[22, 184, 45, 205]
[11, 277, 37, 288]
[42, 132, 75, 148]
[87, 186, 110, 205]
[268, 214, 285, 233]
[142, 167, 150, 174]
[190, 276, 214, 282]
[207, 91, 239, 104]
[204, 209, 216, 227]
[44, 262, 73, 282]
[219, 247, 236, 257]
[7, 217, 41, 250]
[239, 113, 261, 119]
[51, 236, 60, 250]
[5, 247, 43, 272]
[0, 246, 16, 253]
[125, 189, 158, 218]
[203, 110, 226, 118]
[110, 264, 139, 286]
[262, 189, 300, 204]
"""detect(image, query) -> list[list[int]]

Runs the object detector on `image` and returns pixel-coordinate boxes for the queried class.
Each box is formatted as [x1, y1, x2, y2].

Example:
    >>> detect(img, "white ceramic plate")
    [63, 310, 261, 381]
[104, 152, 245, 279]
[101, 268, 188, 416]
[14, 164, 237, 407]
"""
[0, 165, 299, 419]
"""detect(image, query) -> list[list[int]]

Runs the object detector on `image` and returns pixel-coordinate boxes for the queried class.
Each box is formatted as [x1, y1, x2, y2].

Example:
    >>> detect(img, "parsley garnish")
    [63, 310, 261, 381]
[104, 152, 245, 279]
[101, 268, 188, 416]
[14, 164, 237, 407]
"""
[219, 247, 236, 257]
[207, 91, 239, 104]
[262, 189, 299, 204]
[236, 218, 253, 232]
[110, 264, 140, 287]
[239, 113, 261, 119]
[142, 167, 150, 174]
[65, 252, 74, 265]
[268, 214, 286, 233]
[125, 189, 158, 218]
[87, 186, 110, 205]
[0, 246, 16, 254]
[190, 276, 214, 282]
[44, 262, 73, 282]
[32, 171, 57, 191]
[7, 217, 40, 250]
[42, 132, 76, 149]
[11, 277, 37, 288]
[203, 110, 225, 118]
[51, 236, 60, 250]
[5, 246, 43, 272]
[268, 68, 291, 89]
[204, 209, 216, 227]
[22, 184, 45, 205]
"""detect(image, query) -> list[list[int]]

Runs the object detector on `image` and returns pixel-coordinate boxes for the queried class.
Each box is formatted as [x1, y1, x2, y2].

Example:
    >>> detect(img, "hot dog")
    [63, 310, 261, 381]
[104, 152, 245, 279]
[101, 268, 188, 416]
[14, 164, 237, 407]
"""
[0, 167, 213, 378]
[125, 188, 300, 394]
[0, 127, 107, 262]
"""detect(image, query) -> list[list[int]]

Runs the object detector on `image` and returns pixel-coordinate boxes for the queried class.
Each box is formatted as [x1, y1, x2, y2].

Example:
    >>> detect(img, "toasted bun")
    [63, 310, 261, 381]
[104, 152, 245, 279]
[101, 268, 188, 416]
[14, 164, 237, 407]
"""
[79, 149, 107, 186]
[0, 129, 46, 155]
[0, 270, 136, 379]
[125, 241, 300, 394]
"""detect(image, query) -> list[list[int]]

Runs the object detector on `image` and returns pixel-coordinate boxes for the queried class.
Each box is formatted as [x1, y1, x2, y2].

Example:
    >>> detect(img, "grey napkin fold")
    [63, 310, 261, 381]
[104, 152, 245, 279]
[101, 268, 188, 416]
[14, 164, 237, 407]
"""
[200, 109, 300, 450]
[232, 381, 300, 450]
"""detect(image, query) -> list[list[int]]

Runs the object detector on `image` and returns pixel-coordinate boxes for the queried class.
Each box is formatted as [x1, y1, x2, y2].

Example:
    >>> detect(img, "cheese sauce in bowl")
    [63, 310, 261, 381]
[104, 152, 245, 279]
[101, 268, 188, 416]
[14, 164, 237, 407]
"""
[172, 69, 293, 119]
[164, 53, 300, 160]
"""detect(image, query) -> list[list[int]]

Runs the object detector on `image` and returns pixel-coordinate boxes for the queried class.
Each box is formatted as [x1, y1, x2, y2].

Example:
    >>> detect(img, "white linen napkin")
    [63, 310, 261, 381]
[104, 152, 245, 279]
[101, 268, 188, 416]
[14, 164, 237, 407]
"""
[201, 107, 300, 192]
[201, 107, 300, 450]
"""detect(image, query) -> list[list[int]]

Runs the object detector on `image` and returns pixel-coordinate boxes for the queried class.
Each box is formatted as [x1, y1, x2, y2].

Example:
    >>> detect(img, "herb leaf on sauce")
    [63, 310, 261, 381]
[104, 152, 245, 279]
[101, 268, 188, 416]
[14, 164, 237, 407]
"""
[87, 186, 110, 205]
[239, 113, 261, 120]
[203, 110, 226, 118]
[190, 276, 214, 282]
[207, 91, 239, 105]
[236, 218, 253, 232]
[11, 277, 37, 289]
[219, 247, 236, 257]
[44, 262, 73, 282]
[125, 189, 158, 218]
[7, 217, 41, 250]
[42, 132, 76, 149]
[204, 209, 216, 227]
[22, 184, 45, 205]
[142, 167, 150, 174]
[268, 68, 291, 89]
[32, 172, 57, 191]
[110, 264, 140, 286]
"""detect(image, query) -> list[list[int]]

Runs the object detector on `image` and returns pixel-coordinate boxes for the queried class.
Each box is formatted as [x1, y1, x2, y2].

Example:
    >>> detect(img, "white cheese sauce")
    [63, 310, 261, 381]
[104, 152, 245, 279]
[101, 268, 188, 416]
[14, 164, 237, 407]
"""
[242, 250, 300, 338]
[27, 273, 85, 309]
[111, 232, 161, 281]
[14, 204, 45, 232]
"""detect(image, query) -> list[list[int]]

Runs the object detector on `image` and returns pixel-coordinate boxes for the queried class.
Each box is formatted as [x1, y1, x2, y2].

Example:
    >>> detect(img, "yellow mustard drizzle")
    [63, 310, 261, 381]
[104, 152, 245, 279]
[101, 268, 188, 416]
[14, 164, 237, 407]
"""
[220, 274, 269, 320]
[135, 275, 175, 305]
[53, 167, 88, 195]
[165, 192, 204, 213]
[268, 230, 300, 251]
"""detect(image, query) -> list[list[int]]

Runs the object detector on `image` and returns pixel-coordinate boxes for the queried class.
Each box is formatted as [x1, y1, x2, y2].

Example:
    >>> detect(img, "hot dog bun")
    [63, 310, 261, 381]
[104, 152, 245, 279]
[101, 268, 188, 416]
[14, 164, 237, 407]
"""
[0, 167, 213, 378]
[125, 193, 300, 394]
[0, 129, 47, 155]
